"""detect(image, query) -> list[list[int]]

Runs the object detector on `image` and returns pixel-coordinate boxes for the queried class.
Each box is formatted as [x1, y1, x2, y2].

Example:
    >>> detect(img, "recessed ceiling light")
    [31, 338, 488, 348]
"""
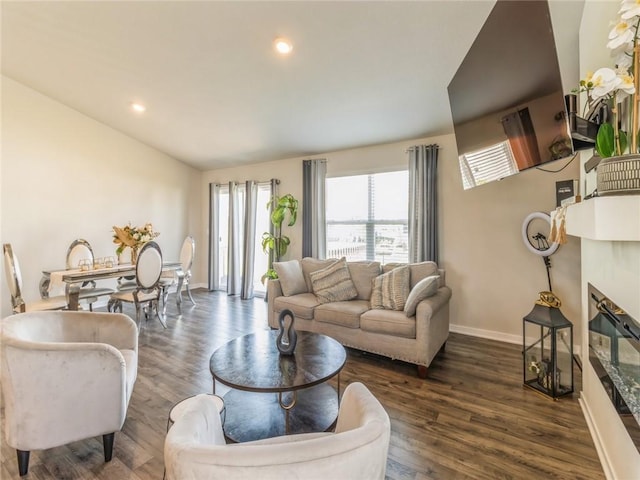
[130, 102, 146, 113]
[274, 37, 293, 55]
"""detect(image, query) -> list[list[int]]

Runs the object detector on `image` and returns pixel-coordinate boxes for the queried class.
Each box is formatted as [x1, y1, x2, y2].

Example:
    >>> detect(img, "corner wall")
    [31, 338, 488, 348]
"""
[0, 76, 202, 317]
[202, 133, 582, 345]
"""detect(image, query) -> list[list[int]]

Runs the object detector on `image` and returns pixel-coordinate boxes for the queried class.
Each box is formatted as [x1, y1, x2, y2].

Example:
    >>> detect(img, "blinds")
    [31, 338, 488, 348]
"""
[459, 141, 518, 189]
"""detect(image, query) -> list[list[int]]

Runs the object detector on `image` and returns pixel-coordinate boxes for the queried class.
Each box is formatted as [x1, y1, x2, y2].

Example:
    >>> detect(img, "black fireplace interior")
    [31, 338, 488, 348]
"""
[588, 283, 640, 453]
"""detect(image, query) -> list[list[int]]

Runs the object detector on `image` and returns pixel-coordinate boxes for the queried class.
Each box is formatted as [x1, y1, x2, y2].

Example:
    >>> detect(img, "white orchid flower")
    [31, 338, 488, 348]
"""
[607, 17, 636, 50]
[617, 69, 636, 98]
[619, 0, 640, 20]
[590, 67, 623, 99]
[611, 42, 634, 69]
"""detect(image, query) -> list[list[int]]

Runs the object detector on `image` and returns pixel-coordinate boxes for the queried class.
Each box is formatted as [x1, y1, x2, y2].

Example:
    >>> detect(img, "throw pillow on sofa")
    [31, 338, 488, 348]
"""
[309, 257, 358, 304]
[404, 275, 439, 317]
[370, 265, 410, 311]
[273, 260, 307, 296]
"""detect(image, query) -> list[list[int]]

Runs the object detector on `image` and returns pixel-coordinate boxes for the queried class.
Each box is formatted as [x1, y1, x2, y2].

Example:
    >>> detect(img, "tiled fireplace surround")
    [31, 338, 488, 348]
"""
[564, 196, 640, 479]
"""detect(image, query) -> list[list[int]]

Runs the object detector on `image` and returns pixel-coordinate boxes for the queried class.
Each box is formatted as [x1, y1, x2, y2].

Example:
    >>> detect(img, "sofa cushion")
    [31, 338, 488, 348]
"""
[361, 309, 416, 339]
[382, 261, 438, 288]
[404, 275, 440, 317]
[370, 265, 410, 311]
[273, 260, 307, 296]
[273, 293, 320, 320]
[309, 258, 358, 304]
[408, 261, 439, 289]
[347, 261, 381, 300]
[301, 257, 337, 292]
[314, 300, 370, 328]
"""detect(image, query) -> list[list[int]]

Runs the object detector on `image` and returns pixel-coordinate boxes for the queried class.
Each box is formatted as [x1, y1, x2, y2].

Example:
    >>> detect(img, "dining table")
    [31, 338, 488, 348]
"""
[40, 262, 182, 311]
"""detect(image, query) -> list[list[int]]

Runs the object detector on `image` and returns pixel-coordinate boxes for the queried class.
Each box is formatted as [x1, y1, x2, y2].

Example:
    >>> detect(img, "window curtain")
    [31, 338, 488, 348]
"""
[241, 180, 258, 299]
[208, 183, 220, 291]
[267, 178, 279, 273]
[408, 144, 439, 264]
[302, 159, 327, 259]
[501, 108, 541, 170]
[227, 181, 242, 295]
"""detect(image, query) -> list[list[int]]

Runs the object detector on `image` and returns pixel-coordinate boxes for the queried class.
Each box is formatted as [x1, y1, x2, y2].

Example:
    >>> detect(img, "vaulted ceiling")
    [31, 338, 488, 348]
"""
[1, 1, 583, 171]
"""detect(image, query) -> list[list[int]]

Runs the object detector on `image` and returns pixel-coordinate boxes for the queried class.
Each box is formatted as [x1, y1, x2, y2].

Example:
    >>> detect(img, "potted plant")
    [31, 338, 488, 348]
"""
[261, 193, 298, 284]
[576, 0, 640, 195]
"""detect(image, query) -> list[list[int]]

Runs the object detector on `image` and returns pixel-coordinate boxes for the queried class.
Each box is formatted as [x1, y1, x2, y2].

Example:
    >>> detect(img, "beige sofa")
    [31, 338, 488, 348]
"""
[267, 257, 452, 377]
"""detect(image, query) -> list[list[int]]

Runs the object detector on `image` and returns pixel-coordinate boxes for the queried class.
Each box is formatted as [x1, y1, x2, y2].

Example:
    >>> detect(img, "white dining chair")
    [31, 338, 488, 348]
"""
[159, 236, 196, 314]
[108, 241, 166, 328]
[3, 243, 68, 314]
[65, 238, 115, 311]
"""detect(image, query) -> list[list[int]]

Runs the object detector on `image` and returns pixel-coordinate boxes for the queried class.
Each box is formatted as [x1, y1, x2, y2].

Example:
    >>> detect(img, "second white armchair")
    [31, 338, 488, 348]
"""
[164, 382, 391, 480]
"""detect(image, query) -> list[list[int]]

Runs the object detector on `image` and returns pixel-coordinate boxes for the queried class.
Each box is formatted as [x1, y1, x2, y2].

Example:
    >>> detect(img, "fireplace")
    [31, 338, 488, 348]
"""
[588, 283, 640, 453]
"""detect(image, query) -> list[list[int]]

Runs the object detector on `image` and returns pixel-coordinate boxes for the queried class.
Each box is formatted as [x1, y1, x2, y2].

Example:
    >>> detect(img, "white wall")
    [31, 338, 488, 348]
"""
[577, 2, 640, 478]
[202, 133, 582, 345]
[0, 76, 202, 317]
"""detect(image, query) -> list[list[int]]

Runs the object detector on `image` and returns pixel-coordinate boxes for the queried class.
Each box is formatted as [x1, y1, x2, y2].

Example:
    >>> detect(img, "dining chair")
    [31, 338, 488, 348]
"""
[159, 235, 196, 314]
[3, 243, 68, 314]
[108, 241, 166, 328]
[65, 238, 115, 311]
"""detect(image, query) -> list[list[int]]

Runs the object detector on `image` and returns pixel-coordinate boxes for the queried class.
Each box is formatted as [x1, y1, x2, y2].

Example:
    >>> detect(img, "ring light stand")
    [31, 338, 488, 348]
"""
[521, 212, 559, 292]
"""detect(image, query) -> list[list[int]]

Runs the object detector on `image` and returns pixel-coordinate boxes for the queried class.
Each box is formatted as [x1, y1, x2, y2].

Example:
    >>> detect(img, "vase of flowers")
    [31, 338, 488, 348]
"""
[112, 223, 160, 264]
[577, 0, 640, 195]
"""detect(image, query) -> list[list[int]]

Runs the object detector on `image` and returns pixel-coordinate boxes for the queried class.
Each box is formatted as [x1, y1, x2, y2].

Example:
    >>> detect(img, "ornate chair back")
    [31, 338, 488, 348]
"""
[135, 241, 163, 291]
[179, 236, 195, 277]
[66, 239, 94, 270]
[3, 243, 24, 311]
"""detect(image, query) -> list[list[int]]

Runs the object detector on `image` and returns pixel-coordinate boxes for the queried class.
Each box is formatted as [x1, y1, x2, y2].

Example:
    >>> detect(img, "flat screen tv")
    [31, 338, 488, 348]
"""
[447, 0, 574, 190]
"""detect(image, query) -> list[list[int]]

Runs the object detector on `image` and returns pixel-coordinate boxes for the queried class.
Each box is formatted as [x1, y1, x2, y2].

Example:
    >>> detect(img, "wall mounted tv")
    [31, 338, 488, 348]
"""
[448, 0, 575, 190]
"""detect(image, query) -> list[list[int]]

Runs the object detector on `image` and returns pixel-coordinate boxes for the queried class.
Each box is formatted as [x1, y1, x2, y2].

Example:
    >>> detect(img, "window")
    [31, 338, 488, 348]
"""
[326, 171, 408, 264]
[459, 140, 518, 189]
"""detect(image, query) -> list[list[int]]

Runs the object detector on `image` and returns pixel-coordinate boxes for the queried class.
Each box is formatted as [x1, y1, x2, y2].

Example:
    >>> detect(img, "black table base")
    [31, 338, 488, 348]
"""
[222, 383, 339, 443]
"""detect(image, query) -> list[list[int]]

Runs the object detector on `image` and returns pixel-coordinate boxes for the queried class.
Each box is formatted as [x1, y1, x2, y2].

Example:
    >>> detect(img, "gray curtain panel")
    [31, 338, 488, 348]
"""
[267, 178, 279, 272]
[302, 159, 327, 259]
[208, 183, 220, 291]
[227, 181, 242, 295]
[408, 144, 439, 264]
[241, 180, 258, 299]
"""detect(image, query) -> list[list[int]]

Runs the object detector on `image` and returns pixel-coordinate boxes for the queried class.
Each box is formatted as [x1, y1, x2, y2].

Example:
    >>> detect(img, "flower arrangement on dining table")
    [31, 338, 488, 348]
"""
[112, 222, 160, 262]
[576, 0, 640, 158]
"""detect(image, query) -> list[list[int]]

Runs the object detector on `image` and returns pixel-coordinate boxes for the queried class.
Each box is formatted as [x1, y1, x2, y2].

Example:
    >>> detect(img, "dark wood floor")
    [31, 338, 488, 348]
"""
[1, 290, 605, 479]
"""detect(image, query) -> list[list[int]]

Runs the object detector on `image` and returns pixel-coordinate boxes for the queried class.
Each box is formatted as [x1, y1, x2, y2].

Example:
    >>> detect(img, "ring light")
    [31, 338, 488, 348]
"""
[521, 212, 559, 257]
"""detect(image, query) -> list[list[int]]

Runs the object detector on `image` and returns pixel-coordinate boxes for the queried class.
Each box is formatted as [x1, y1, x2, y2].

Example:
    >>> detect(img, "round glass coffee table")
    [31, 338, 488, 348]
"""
[209, 329, 346, 443]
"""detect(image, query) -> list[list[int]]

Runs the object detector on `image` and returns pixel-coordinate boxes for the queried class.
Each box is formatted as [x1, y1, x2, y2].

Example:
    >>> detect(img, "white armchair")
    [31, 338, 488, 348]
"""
[0, 310, 138, 476]
[164, 382, 391, 480]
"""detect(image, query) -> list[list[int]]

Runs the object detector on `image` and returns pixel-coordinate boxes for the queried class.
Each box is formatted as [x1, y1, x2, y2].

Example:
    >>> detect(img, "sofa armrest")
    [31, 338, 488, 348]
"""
[415, 286, 452, 365]
[415, 286, 451, 320]
[267, 279, 284, 327]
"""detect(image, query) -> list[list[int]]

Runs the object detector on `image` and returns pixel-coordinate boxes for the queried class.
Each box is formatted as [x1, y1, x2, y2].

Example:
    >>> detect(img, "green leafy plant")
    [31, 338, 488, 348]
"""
[261, 193, 298, 284]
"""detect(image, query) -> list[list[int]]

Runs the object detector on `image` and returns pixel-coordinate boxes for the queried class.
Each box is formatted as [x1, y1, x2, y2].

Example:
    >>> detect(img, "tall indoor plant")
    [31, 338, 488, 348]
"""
[577, 0, 640, 195]
[261, 193, 298, 283]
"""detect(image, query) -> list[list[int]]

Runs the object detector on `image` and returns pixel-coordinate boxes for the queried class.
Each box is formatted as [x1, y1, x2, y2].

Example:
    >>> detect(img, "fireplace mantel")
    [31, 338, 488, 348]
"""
[560, 196, 640, 241]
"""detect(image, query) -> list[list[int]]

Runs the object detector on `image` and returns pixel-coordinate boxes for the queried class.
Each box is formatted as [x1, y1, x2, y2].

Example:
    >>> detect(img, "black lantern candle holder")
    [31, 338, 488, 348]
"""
[523, 292, 574, 399]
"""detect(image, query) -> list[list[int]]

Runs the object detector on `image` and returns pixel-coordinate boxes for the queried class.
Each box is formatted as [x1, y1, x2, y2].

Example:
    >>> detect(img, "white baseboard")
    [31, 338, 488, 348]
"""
[449, 323, 521, 345]
[579, 395, 615, 480]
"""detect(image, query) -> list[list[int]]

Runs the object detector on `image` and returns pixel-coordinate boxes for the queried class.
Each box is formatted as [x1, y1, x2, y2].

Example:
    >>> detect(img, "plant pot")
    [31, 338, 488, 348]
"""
[597, 154, 640, 196]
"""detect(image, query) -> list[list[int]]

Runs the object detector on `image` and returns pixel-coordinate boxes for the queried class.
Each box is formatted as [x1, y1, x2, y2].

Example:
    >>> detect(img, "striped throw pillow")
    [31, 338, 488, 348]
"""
[310, 257, 358, 304]
[370, 265, 410, 311]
